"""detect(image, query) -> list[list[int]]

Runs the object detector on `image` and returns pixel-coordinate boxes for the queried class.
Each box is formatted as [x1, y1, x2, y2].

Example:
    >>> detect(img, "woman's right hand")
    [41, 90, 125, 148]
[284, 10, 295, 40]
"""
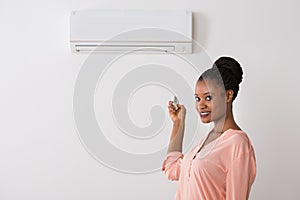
[168, 101, 186, 123]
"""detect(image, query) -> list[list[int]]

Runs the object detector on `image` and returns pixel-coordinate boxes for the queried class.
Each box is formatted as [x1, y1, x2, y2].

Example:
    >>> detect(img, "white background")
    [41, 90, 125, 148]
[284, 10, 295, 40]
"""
[1, 0, 300, 199]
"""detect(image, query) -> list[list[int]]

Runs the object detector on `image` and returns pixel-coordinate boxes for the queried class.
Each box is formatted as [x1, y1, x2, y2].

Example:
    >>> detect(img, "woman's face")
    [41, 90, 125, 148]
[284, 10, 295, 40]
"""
[194, 78, 227, 124]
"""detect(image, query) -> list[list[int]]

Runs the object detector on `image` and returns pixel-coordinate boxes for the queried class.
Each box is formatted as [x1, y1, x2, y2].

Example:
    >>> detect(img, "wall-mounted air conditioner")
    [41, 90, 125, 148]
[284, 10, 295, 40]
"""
[69, 10, 192, 54]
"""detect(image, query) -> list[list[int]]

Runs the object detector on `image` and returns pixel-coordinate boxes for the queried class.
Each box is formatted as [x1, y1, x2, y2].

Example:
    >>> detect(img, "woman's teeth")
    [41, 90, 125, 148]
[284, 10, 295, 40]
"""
[200, 112, 210, 117]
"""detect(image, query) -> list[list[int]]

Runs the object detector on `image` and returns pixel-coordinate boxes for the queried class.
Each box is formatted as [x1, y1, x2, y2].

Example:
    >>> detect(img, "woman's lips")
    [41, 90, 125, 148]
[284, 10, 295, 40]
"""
[200, 111, 211, 118]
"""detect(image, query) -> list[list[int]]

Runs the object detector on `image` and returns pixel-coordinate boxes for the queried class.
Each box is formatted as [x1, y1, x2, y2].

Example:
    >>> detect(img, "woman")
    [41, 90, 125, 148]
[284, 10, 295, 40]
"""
[162, 57, 256, 200]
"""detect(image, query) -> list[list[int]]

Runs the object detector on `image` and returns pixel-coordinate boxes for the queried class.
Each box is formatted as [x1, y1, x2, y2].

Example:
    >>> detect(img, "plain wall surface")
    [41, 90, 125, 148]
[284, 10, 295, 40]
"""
[1, 0, 300, 199]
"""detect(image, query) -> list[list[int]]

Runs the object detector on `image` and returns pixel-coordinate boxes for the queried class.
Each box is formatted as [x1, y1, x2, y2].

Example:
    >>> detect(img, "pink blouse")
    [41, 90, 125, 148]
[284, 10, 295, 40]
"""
[162, 129, 256, 200]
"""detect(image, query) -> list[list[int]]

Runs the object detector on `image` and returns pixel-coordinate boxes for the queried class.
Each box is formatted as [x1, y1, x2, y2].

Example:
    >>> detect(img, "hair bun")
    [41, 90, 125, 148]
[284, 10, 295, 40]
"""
[215, 56, 243, 85]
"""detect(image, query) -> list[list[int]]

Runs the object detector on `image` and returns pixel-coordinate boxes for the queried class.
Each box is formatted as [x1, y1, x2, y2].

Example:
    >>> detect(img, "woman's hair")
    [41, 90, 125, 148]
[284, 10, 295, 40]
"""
[198, 56, 243, 101]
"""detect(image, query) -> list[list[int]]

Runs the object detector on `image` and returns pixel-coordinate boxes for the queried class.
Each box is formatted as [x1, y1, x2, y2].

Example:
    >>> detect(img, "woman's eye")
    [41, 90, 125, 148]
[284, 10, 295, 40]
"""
[195, 97, 200, 102]
[205, 96, 212, 101]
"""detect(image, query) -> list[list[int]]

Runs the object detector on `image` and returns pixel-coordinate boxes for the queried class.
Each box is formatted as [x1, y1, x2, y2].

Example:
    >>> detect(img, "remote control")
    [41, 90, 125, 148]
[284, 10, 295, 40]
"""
[172, 96, 179, 111]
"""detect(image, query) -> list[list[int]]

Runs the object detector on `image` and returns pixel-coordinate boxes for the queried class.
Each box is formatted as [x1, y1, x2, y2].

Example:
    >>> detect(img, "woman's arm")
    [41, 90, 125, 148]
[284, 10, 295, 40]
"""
[167, 119, 185, 153]
[161, 102, 186, 180]
[166, 101, 186, 154]
[226, 148, 256, 199]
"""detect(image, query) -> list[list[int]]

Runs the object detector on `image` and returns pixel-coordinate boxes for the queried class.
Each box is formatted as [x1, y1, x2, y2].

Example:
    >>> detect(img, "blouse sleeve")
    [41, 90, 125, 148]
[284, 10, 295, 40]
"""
[226, 149, 256, 200]
[161, 151, 184, 181]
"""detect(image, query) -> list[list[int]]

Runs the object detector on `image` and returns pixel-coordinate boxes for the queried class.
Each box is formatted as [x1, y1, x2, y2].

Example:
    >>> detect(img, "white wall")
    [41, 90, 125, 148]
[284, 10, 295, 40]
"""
[1, 0, 299, 199]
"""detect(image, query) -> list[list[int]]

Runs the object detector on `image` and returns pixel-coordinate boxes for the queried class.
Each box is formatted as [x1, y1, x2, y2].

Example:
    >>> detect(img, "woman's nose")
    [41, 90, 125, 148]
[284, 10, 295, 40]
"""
[196, 100, 207, 109]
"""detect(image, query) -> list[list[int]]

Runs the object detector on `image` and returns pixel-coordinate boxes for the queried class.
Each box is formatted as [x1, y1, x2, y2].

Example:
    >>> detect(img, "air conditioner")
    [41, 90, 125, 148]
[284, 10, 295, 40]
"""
[69, 10, 193, 54]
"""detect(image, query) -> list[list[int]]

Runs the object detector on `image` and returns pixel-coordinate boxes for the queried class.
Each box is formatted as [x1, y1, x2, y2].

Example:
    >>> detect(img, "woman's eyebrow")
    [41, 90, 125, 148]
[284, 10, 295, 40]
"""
[203, 92, 213, 95]
[194, 92, 215, 96]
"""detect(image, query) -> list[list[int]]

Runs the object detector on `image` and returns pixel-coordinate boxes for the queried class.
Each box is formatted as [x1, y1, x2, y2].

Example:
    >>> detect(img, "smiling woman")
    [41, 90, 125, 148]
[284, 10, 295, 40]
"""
[162, 56, 256, 200]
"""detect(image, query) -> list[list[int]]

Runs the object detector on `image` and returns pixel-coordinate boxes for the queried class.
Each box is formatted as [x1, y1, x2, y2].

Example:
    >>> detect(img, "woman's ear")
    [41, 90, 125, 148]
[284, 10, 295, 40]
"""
[226, 90, 234, 103]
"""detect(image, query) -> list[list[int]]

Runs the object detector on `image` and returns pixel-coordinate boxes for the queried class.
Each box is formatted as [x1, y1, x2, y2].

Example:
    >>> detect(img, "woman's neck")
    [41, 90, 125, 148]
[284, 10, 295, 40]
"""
[213, 108, 241, 133]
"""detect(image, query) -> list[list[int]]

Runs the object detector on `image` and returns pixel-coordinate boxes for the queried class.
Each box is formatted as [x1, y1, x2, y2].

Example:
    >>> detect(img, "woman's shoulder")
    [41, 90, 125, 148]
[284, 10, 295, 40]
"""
[223, 128, 251, 143]
[221, 129, 254, 156]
